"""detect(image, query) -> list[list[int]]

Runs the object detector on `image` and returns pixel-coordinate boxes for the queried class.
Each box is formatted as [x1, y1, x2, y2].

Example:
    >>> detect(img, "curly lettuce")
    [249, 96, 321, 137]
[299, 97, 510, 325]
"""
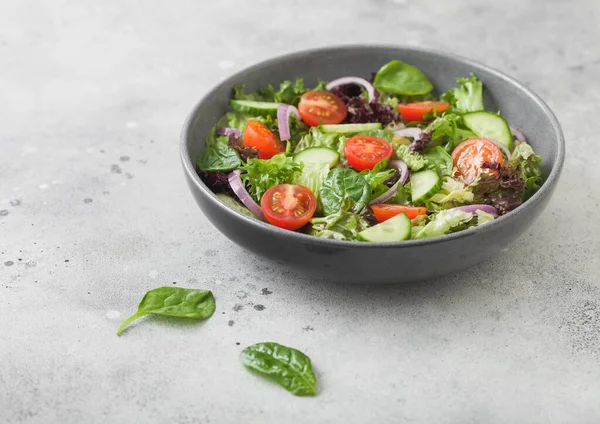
[429, 176, 474, 206]
[233, 78, 326, 105]
[510, 141, 542, 200]
[412, 210, 474, 239]
[394, 144, 427, 171]
[441, 74, 484, 113]
[240, 153, 303, 201]
[294, 127, 346, 156]
[310, 200, 368, 241]
[426, 113, 477, 152]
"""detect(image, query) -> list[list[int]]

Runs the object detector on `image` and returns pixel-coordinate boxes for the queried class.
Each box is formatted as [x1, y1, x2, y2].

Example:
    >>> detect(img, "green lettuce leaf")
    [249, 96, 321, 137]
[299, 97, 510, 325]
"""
[213, 111, 275, 135]
[429, 176, 474, 206]
[387, 184, 411, 205]
[476, 210, 496, 225]
[441, 74, 484, 113]
[357, 129, 395, 143]
[240, 153, 303, 201]
[294, 162, 331, 206]
[233, 78, 327, 105]
[294, 127, 347, 159]
[510, 141, 542, 200]
[412, 209, 474, 239]
[394, 144, 427, 171]
[426, 113, 477, 152]
[310, 200, 369, 241]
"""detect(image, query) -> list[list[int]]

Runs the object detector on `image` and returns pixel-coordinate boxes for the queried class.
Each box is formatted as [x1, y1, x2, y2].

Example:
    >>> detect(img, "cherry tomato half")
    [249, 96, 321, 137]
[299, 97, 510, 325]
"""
[298, 91, 347, 126]
[451, 138, 503, 184]
[398, 101, 450, 122]
[344, 135, 393, 171]
[260, 184, 317, 231]
[243, 120, 285, 160]
[371, 204, 427, 222]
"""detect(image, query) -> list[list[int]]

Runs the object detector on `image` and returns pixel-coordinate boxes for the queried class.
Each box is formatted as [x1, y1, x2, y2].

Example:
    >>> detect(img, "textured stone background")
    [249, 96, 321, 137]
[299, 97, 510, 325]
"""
[1, 0, 599, 423]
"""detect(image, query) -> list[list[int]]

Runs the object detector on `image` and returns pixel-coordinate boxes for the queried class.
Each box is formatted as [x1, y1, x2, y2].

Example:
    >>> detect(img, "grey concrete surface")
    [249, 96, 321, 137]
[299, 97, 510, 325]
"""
[1, 0, 599, 423]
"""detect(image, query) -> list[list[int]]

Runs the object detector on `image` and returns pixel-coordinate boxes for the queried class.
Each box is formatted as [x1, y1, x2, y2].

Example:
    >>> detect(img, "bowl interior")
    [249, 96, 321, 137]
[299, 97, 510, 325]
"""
[185, 46, 561, 182]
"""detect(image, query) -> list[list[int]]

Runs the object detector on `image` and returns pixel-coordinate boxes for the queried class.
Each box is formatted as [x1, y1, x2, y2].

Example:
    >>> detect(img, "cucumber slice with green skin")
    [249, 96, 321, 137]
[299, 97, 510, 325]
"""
[294, 147, 340, 167]
[216, 193, 256, 218]
[410, 169, 442, 204]
[358, 213, 411, 242]
[321, 123, 382, 134]
[462, 111, 513, 149]
[230, 100, 280, 115]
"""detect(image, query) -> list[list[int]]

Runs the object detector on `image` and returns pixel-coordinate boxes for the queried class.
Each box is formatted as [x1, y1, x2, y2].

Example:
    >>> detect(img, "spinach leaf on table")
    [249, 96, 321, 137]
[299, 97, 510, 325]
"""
[319, 168, 369, 215]
[117, 287, 216, 336]
[240, 342, 317, 396]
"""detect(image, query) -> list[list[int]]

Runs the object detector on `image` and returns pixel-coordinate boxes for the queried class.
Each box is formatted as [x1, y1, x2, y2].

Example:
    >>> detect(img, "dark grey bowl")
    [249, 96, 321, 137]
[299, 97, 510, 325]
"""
[180, 45, 564, 284]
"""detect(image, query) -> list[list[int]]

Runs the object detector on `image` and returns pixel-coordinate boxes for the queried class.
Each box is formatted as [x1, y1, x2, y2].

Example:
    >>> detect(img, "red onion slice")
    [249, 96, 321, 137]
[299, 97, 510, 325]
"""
[393, 127, 423, 139]
[325, 77, 377, 104]
[277, 104, 301, 141]
[369, 180, 400, 206]
[510, 126, 527, 143]
[227, 170, 265, 220]
[486, 138, 512, 159]
[388, 159, 409, 185]
[217, 127, 241, 138]
[447, 204, 499, 217]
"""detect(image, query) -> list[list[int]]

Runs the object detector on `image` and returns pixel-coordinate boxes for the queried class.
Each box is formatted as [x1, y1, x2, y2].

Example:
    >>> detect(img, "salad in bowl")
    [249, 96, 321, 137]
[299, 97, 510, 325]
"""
[195, 60, 543, 243]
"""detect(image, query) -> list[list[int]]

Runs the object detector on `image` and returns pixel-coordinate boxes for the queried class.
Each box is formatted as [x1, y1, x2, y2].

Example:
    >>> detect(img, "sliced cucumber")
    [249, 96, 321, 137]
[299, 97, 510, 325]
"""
[321, 123, 382, 134]
[410, 169, 442, 204]
[462, 111, 512, 149]
[230, 100, 280, 115]
[216, 193, 256, 218]
[294, 147, 340, 167]
[358, 213, 411, 242]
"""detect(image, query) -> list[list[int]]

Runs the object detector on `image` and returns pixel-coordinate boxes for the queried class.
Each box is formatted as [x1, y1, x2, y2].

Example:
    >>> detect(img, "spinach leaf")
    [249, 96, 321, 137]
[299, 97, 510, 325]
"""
[240, 153, 303, 202]
[117, 287, 215, 336]
[387, 183, 410, 205]
[373, 60, 433, 96]
[196, 140, 241, 172]
[360, 160, 395, 201]
[319, 168, 369, 215]
[424, 146, 453, 176]
[216, 193, 256, 219]
[240, 342, 317, 396]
